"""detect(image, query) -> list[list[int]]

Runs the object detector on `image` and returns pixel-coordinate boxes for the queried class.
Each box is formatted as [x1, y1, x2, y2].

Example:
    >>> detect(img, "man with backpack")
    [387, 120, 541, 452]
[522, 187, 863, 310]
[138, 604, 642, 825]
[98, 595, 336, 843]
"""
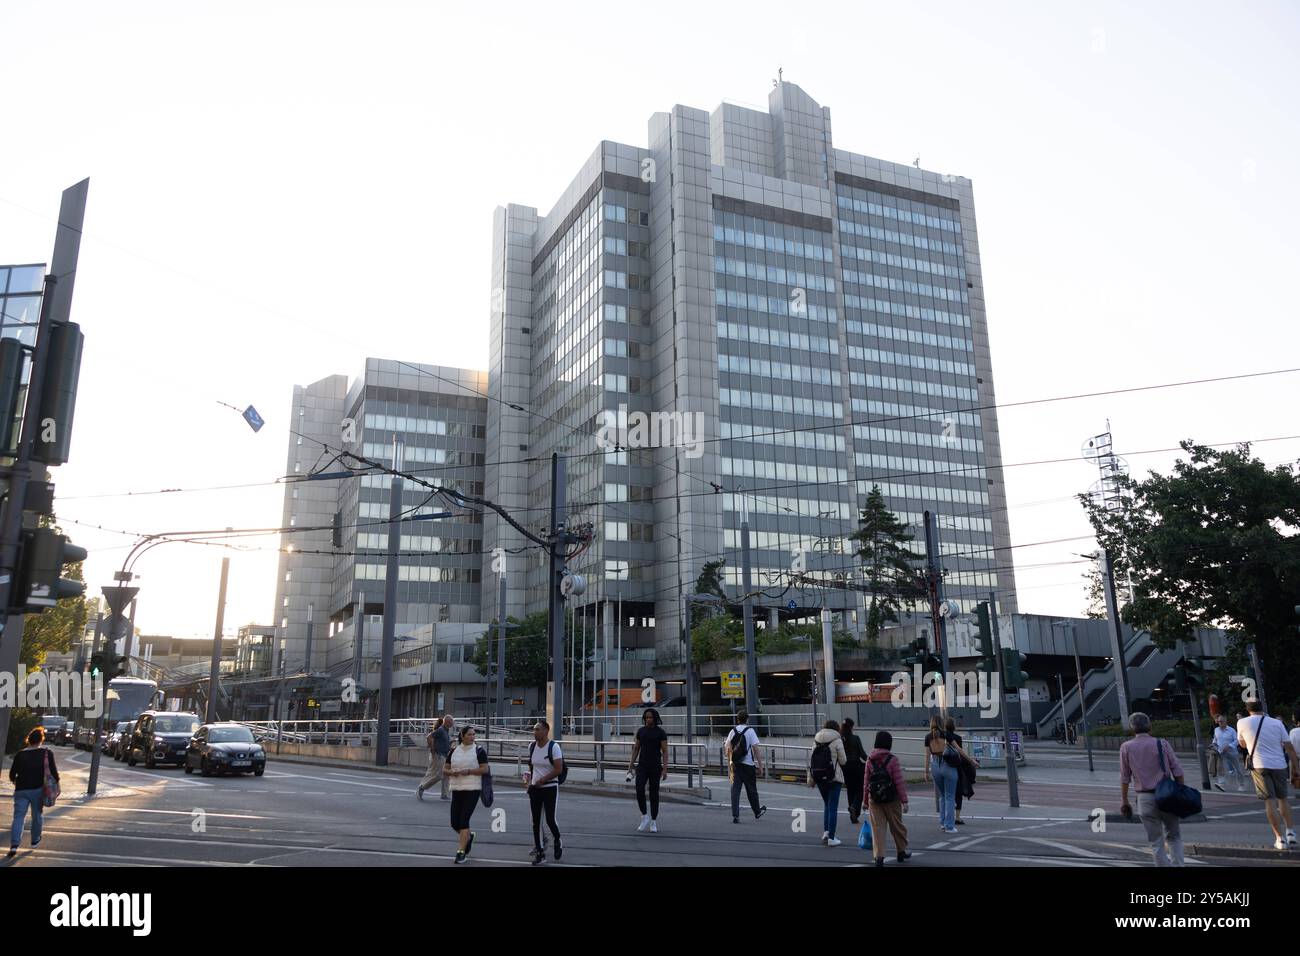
[524, 720, 565, 864]
[809, 720, 848, 846]
[725, 711, 768, 825]
[864, 730, 910, 866]
[1236, 701, 1299, 851]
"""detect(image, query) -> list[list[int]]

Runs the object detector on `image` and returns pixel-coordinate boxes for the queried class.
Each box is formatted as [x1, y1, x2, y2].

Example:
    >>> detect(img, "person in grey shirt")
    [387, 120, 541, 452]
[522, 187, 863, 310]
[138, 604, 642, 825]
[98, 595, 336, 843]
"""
[418, 714, 455, 800]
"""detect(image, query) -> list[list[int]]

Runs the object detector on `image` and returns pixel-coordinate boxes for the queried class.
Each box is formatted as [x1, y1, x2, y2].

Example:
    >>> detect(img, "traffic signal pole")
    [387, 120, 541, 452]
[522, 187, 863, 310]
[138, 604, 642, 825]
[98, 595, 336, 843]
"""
[990, 592, 1019, 807]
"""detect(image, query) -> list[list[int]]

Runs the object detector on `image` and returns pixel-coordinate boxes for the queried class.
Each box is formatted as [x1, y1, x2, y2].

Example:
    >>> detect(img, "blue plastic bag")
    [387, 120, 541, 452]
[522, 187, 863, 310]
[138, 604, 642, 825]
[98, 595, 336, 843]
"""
[857, 816, 872, 850]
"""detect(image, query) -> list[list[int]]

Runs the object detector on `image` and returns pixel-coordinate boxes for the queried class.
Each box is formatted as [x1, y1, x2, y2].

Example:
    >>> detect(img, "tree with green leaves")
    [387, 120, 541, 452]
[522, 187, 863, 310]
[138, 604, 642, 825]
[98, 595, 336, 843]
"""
[691, 559, 733, 624]
[850, 485, 926, 643]
[1082, 441, 1300, 705]
[470, 611, 550, 702]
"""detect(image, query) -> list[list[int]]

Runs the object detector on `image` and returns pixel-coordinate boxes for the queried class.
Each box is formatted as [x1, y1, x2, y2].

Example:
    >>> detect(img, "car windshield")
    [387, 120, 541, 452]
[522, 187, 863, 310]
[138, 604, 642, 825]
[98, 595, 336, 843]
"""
[155, 716, 200, 734]
[116, 722, 132, 732]
[41, 717, 66, 726]
[209, 727, 255, 743]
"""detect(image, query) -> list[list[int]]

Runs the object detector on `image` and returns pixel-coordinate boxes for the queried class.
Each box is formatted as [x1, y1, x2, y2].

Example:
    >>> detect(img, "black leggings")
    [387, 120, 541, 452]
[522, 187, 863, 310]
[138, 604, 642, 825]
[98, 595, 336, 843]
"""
[636, 767, 661, 819]
[529, 786, 561, 851]
[450, 790, 478, 831]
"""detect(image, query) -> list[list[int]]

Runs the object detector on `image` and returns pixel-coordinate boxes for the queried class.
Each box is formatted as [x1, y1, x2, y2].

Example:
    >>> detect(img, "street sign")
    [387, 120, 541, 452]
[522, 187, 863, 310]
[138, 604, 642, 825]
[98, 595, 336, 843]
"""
[320, 699, 341, 714]
[242, 405, 265, 432]
[101, 585, 139, 616]
[787, 600, 797, 611]
[721, 672, 745, 699]
[1229, 674, 1247, 684]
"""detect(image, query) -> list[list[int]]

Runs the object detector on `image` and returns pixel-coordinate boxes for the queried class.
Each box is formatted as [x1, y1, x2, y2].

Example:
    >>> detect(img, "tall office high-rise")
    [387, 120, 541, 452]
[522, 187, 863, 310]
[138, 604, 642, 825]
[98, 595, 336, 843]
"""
[484, 82, 1017, 667]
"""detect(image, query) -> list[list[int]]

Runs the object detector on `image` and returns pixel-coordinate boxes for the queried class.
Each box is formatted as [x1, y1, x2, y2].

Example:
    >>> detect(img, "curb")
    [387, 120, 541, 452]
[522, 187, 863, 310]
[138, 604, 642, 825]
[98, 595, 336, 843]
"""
[269, 753, 713, 804]
[1187, 843, 1300, 862]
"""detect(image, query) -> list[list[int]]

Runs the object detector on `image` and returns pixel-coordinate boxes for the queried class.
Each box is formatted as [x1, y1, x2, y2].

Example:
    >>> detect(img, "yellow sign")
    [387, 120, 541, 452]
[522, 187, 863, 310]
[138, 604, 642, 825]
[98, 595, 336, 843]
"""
[721, 672, 744, 699]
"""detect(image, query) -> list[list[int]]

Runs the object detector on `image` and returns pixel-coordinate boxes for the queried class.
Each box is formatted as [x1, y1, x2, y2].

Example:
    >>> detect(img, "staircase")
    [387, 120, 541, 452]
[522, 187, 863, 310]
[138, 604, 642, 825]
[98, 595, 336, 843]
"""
[1035, 628, 1187, 736]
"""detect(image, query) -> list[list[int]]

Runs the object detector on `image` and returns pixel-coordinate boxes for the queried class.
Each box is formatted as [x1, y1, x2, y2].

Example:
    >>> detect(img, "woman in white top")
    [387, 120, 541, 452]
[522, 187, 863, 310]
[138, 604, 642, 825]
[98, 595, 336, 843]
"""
[445, 726, 489, 863]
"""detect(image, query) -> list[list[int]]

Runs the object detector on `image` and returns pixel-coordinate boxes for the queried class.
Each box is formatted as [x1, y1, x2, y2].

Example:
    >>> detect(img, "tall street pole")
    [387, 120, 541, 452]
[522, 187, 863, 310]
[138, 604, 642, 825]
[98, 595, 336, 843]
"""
[376, 437, 402, 766]
[496, 573, 507, 731]
[739, 500, 758, 715]
[206, 536, 231, 724]
[990, 592, 1019, 807]
[546, 453, 567, 741]
[1068, 624, 1095, 772]
[1099, 549, 1132, 728]
[84, 613, 105, 796]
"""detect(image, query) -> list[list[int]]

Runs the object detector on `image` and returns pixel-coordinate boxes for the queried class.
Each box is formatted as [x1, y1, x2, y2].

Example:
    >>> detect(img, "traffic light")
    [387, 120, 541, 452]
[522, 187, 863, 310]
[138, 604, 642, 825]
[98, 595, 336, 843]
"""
[89, 651, 104, 680]
[1001, 649, 1029, 689]
[1166, 657, 1206, 694]
[901, 637, 928, 667]
[10, 528, 87, 613]
[974, 601, 994, 672]
[30, 320, 84, 466]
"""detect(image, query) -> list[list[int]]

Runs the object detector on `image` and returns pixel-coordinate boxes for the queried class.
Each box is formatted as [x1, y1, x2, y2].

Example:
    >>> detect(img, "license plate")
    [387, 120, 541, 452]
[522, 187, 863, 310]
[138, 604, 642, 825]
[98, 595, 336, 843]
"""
[231, 760, 251, 767]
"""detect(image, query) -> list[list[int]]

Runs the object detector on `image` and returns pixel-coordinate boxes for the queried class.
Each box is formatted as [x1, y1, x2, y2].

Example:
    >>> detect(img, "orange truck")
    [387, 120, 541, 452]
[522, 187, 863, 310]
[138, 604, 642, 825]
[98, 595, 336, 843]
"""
[582, 688, 658, 712]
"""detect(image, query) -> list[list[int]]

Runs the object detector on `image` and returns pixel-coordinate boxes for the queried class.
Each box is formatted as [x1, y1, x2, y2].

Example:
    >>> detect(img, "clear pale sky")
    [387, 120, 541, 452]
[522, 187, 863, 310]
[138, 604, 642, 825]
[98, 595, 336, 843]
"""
[1, 1, 1297, 640]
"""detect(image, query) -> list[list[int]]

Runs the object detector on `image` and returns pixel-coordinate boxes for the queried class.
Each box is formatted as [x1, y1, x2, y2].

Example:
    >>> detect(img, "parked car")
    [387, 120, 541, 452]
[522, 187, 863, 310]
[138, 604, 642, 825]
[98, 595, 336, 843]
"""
[106, 721, 134, 759]
[126, 711, 202, 768]
[39, 715, 73, 746]
[76, 724, 101, 750]
[185, 723, 266, 777]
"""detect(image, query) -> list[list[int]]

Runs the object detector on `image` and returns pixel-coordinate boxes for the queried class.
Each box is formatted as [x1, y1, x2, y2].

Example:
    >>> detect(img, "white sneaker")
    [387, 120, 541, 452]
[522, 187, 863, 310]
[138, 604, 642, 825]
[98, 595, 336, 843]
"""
[637, 815, 651, 832]
[944, 826, 960, 834]
[827, 837, 842, 847]
[1275, 836, 1286, 850]
[821, 831, 829, 845]
[650, 820, 658, 833]
[1287, 829, 1297, 848]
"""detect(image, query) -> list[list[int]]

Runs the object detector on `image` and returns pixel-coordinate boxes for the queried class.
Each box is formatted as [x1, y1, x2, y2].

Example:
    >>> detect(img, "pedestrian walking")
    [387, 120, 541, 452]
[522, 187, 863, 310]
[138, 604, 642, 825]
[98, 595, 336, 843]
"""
[1236, 701, 1299, 851]
[725, 710, 768, 824]
[445, 725, 490, 863]
[809, 719, 848, 846]
[1119, 712, 1186, 866]
[1211, 713, 1247, 792]
[1291, 711, 1300, 770]
[418, 713, 455, 801]
[840, 718, 868, 825]
[524, 720, 564, 864]
[9, 726, 59, 857]
[923, 715, 964, 833]
[944, 716, 979, 825]
[864, 730, 910, 866]
[626, 708, 668, 832]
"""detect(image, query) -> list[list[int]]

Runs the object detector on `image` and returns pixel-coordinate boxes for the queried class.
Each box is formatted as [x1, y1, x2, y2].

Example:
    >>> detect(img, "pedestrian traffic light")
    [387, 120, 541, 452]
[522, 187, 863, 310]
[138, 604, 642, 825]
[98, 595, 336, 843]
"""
[10, 528, 87, 613]
[974, 601, 994, 672]
[1001, 649, 1029, 689]
[1164, 664, 1185, 693]
[1166, 658, 1205, 694]
[89, 651, 103, 680]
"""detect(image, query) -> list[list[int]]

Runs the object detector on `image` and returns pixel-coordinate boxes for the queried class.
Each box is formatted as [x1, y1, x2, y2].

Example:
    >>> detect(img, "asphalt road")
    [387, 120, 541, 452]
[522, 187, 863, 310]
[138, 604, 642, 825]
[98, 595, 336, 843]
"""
[4, 749, 1297, 868]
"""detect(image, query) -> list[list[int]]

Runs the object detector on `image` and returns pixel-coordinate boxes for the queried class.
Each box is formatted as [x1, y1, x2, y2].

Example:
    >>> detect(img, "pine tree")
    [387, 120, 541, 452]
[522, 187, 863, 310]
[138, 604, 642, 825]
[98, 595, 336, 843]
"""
[850, 486, 925, 643]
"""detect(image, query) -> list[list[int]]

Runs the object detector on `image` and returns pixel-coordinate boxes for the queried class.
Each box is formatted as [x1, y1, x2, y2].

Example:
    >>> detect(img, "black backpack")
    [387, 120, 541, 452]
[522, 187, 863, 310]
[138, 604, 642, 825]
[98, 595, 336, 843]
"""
[529, 740, 568, 785]
[867, 754, 898, 804]
[810, 740, 836, 783]
[730, 726, 750, 763]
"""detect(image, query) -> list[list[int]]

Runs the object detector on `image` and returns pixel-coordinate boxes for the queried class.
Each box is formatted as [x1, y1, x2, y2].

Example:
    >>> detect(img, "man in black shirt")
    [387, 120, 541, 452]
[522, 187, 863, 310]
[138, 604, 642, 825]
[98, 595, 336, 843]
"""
[627, 708, 669, 832]
[9, 726, 60, 856]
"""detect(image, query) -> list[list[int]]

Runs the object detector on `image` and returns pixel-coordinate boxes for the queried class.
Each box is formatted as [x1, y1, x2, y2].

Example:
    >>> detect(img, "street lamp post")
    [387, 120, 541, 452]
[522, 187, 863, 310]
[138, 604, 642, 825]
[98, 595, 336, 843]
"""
[1052, 620, 1094, 772]
[684, 593, 724, 789]
[792, 635, 818, 735]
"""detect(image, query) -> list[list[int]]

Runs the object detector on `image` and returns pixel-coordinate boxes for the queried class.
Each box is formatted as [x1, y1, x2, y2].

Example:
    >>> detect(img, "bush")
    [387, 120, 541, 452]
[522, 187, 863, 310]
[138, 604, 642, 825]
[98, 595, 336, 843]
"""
[1088, 719, 1198, 738]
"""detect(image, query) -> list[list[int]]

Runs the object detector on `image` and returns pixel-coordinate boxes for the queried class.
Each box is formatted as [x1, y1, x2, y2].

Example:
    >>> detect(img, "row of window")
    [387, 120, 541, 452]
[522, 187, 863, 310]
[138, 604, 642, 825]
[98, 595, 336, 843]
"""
[357, 503, 481, 523]
[604, 204, 650, 226]
[865, 480, 988, 508]
[839, 242, 965, 280]
[720, 388, 843, 418]
[836, 219, 962, 257]
[842, 268, 968, 305]
[603, 521, 656, 542]
[714, 257, 836, 292]
[359, 443, 485, 467]
[603, 236, 650, 258]
[722, 529, 852, 553]
[602, 270, 650, 291]
[715, 288, 837, 323]
[353, 533, 481, 553]
[850, 372, 979, 403]
[358, 475, 483, 496]
[835, 193, 962, 234]
[717, 321, 839, 355]
[713, 224, 834, 262]
[603, 303, 650, 325]
[848, 346, 976, 379]
[603, 483, 655, 503]
[843, 294, 969, 329]
[603, 338, 641, 358]
[720, 420, 845, 452]
[718, 352, 841, 387]
[854, 424, 984, 455]
[354, 564, 483, 583]
[723, 457, 848, 483]
[851, 398, 981, 430]
[857, 452, 985, 478]
[846, 320, 972, 354]
[721, 494, 854, 519]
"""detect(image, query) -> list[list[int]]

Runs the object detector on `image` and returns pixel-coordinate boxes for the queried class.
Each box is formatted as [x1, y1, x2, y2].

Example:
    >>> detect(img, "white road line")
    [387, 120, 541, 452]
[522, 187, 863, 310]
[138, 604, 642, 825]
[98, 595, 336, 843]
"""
[74, 806, 269, 820]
